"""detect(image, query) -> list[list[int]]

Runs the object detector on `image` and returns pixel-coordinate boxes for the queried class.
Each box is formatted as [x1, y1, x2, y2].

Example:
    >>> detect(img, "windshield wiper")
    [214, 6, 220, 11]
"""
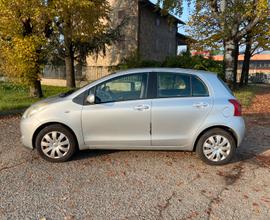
[59, 89, 77, 97]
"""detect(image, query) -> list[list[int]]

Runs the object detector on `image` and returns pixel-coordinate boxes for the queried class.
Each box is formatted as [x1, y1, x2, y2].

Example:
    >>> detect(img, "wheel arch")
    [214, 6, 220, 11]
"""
[32, 122, 79, 149]
[193, 125, 238, 151]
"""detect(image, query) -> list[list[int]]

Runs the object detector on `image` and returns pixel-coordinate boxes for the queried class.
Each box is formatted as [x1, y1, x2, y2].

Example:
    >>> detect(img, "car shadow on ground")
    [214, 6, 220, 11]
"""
[72, 149, 120, 161]
[231, 149, 270, 167]
[71, 147, 270, 167]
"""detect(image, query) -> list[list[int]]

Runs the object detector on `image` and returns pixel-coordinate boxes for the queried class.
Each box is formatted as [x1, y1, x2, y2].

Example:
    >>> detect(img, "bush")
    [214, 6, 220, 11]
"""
[115, 51, 224, 78]
[114, 53, 162, 70]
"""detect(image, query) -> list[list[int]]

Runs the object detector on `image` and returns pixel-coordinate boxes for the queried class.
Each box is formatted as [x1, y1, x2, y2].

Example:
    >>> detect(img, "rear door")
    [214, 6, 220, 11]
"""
[151, 72, 213, 147]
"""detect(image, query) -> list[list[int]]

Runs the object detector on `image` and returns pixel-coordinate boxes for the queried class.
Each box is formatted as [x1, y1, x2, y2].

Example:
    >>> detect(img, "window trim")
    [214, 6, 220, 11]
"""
[147, 72, 157, 99]
[85, 72, 150, 105]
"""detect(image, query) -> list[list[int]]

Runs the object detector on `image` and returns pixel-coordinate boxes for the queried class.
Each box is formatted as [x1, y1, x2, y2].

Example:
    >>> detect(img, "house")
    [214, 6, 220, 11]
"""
[42, 0, 187, 85]
[85, 0, 187, 81]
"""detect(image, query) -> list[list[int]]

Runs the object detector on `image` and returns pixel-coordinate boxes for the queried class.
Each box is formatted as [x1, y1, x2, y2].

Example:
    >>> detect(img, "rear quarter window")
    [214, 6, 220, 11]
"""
[191, 76, 209, 97]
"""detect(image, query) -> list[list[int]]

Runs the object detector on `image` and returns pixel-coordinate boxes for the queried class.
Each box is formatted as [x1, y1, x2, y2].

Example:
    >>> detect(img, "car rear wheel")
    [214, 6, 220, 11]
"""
[196, 128, 236, 165]
[35, 124, 77, 162]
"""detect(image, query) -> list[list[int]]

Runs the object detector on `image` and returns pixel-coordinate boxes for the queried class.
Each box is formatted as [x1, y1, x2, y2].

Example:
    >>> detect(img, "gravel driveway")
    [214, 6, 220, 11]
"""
[0, 115, 270, 220]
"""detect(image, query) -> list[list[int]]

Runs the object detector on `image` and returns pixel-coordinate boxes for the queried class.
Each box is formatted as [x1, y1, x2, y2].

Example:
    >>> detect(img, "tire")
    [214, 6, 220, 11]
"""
[196, 128, 236, 165]
[35, 124, 77, 162]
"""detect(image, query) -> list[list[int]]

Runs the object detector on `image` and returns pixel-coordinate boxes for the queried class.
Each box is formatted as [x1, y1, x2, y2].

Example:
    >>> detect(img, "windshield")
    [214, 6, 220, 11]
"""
[58, 72, 117, 98]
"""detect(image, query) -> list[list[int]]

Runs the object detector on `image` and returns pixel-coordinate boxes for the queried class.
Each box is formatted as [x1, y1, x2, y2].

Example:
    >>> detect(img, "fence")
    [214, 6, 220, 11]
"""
[42, 65, 115, 82]
[249, 72, 270, 84]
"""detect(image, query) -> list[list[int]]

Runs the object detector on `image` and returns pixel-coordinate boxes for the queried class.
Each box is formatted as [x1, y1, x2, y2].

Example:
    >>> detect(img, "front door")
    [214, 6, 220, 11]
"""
[82, 72, 151, 148]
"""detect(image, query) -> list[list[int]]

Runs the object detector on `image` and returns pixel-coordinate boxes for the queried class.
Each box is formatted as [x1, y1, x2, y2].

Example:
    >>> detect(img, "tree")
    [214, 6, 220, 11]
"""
[240, 19, 270, 86]
[50, 0, 113, 88]
[157, 0, 269, 86]
[193, 1, 268, 86]
[0, 0, 51, 97]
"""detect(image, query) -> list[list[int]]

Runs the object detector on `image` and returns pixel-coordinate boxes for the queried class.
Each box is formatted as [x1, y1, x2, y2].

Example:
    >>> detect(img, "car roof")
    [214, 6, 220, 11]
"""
[113, 68, 216, 77]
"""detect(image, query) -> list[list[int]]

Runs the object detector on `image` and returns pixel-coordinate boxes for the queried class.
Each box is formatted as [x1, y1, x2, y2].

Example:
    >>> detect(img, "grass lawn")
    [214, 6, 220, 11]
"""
[0, 81, 69, 112]
[233, 85, 260, 108]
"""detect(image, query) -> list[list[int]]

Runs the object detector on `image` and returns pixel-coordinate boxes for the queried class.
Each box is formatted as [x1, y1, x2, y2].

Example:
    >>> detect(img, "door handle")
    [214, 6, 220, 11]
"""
[192, 102, 209, 108]
[134, 104, 150, 111]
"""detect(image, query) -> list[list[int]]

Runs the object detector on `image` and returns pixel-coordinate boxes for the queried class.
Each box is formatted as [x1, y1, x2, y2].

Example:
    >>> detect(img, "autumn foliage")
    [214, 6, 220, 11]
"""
[0, 0, 50, 97]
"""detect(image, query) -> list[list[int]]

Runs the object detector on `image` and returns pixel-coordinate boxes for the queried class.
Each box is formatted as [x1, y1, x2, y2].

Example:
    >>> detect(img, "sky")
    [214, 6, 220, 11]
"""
[179, 1, 192, 23]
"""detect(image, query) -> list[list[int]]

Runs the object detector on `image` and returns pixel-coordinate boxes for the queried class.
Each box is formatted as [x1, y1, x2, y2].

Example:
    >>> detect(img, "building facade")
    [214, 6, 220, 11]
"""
[85, 0, 185, 81]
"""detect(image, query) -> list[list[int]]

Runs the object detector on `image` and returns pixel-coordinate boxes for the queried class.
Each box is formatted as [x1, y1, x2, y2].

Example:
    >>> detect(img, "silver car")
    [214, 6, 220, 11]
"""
[20, 68, 245, 165]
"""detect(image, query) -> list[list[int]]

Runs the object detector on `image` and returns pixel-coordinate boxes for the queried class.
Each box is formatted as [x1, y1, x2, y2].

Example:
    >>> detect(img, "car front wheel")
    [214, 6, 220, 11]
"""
[35, 124, 77, 162]
[196, 128, 236, 165]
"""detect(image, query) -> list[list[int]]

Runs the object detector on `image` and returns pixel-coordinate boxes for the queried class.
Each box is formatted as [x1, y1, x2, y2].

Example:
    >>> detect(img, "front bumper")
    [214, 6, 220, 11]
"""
[20, 117, 41, 149]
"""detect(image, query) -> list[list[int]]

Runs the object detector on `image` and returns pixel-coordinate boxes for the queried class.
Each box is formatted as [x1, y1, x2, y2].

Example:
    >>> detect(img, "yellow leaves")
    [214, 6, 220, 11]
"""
[243, 0, 268, 19]
[0, 35, 45, 86]
[51, 0, 111, 43]
[0, 0, 48, 38]
[0, 0, 49, 86]
[255, 0, 269, 19]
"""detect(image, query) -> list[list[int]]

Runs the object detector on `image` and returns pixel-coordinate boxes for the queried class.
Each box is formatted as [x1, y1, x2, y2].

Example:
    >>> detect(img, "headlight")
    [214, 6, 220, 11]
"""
[22, 103, 48, 119]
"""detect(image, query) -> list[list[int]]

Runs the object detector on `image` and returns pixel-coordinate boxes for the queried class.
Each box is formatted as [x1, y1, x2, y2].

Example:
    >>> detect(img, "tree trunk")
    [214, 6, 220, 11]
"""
[29, 50, 43, 98]
[240, 33, 252, 87]
[65, 51, 76, 88]
[64, 20, 76, 88]
[29, 79, 43, 98]
[224, 39, 236, 87]
[232, 38, 239, 88]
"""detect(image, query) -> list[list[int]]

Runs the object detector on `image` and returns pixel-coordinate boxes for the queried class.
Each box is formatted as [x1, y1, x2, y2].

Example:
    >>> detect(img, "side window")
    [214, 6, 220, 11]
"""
[93, 73, 148, 104]
[191, 76, 209, 97]
[157, 72, 191, 98]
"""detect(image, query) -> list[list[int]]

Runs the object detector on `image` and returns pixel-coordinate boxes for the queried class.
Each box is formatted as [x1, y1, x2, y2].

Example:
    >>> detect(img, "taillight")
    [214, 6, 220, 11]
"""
[229, 99, 242, 116]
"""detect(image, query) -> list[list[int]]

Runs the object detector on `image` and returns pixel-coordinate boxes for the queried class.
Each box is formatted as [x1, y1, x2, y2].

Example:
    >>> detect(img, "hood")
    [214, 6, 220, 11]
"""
[33, 95, 66, 106]
[30, 88, 78, 108]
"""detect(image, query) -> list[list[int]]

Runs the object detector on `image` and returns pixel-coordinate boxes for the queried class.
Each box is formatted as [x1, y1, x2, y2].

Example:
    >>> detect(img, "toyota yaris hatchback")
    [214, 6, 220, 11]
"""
[20, 68, 245, 165]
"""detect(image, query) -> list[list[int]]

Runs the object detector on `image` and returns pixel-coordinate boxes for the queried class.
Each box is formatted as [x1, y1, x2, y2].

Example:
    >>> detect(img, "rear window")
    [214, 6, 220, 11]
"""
[218, 76, 233, 95]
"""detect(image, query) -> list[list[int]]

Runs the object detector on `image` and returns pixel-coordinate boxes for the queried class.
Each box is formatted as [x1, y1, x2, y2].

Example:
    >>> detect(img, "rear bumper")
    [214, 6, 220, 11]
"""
[20, 117, 41, 149]
[194, 116, 246, 150]
[228, 117, 246, 147]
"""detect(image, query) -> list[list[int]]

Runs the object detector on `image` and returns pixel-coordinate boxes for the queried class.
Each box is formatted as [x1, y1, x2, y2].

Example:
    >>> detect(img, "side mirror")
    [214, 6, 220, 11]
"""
[86, 94, 95, 104]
